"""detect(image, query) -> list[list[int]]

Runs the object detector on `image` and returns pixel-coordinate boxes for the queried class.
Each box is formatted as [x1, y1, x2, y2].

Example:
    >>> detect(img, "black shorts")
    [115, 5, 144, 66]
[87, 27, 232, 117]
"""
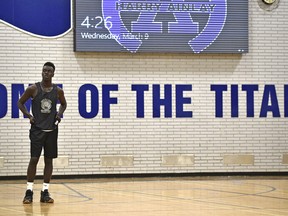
[29, 126, 58, 158]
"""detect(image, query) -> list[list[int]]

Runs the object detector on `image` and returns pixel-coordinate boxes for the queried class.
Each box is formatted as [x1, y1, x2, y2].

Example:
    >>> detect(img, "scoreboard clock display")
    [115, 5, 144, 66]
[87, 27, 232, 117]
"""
[74, 0, 248, 53]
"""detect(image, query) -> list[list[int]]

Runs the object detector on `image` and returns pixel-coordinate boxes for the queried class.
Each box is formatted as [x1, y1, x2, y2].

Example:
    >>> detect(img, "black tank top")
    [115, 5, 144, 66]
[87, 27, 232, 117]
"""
[32, 82, 58, 130]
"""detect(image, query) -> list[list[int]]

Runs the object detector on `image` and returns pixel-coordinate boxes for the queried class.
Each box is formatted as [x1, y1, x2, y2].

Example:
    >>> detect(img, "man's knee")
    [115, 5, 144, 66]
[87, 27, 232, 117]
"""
[29, 157, 40, 166]
[44, 157, 53, 166]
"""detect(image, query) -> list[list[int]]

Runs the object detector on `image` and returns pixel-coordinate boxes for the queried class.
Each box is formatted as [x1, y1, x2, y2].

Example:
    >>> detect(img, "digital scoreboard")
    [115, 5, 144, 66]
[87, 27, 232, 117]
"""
[74, 0, 248, 53]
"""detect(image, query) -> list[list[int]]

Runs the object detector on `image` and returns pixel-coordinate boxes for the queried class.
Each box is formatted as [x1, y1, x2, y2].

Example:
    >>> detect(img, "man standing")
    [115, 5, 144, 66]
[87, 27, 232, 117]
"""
[18, 62, 67, 204]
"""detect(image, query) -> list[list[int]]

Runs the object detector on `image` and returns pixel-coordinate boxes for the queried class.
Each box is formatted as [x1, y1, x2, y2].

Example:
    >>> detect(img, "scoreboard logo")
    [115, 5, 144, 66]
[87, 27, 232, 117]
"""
[102, 0, 227, 53]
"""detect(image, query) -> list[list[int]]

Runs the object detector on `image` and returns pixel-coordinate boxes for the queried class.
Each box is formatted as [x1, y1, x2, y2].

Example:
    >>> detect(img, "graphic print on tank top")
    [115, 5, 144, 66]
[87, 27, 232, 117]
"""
[41, 98, 53, 113]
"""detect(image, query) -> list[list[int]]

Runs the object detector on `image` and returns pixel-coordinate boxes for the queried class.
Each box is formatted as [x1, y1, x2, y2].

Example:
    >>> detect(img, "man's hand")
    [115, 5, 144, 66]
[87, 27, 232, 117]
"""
[29, 115, 35, 124]
[55, 114, 61, 125]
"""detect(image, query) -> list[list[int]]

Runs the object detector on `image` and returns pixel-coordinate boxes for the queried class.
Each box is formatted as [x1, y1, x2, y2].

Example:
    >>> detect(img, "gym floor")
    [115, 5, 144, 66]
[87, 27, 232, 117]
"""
[0, 176, 287, 216]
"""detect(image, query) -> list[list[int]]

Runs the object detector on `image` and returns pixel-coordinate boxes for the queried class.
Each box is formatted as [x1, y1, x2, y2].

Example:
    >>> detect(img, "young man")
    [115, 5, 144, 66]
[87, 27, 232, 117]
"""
[18, 62, 67, 204]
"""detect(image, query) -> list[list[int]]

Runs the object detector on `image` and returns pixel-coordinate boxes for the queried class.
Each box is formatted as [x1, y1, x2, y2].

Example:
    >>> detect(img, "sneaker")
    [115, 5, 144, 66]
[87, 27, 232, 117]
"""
[23, 190, 33, 204]
[40, 190, 54, 203]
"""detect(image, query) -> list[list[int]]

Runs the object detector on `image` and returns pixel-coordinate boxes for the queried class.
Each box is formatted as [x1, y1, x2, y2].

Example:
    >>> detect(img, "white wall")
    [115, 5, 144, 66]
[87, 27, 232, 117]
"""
[0, 1, 287, 177]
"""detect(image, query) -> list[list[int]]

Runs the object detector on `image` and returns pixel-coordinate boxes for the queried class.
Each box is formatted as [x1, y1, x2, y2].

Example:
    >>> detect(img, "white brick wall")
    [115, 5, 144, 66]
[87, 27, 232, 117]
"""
[0, 1, 287, 177]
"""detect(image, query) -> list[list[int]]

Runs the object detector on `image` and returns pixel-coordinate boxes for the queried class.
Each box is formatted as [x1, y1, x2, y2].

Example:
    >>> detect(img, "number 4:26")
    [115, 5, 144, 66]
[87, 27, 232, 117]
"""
[81, 16, 112, 30]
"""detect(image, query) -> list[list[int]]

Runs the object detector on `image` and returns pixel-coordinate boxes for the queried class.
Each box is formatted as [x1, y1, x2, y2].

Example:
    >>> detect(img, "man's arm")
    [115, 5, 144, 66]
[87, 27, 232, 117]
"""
[17, 85, 36, 124]
[56, 87, 67, 123]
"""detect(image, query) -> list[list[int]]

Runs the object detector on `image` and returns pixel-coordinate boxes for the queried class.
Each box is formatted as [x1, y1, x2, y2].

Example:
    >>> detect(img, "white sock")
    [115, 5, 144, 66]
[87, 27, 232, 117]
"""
[27, 182, 34, 191]
[42, 183, 49, 191]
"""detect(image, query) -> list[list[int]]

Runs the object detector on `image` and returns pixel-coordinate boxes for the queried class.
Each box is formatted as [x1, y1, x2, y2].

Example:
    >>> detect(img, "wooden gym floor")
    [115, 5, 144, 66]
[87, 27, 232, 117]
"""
[0, 176, 287, 216]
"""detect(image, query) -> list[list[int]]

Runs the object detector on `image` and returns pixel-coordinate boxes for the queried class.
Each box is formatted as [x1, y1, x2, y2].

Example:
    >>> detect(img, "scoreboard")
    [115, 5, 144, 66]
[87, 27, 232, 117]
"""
[74, 0, 248, 53]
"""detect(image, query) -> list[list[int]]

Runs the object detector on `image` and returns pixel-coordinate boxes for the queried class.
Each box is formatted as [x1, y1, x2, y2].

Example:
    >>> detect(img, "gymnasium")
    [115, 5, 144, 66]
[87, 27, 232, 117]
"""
[0, 0, 287, 215]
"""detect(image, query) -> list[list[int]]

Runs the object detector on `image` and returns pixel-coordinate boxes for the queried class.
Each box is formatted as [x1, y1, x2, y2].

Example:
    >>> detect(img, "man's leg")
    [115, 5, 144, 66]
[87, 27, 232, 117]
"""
[23, 157, 39, 204]
[27, 157, 40, 182]
[43, 157, 53, 183]
[40, 157, 54, 203]
[41, 129, 57, 203]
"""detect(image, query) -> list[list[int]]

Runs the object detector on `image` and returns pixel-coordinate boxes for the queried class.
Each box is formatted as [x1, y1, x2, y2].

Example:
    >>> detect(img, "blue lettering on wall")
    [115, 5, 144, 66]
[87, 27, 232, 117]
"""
[260, 85, 280, 117]
[78, 84, 119, 119]
[0, 84, 7, 118]
[153, 84, 172, 118]
[176, 84, 193, 118]
[211, 84, 227, 117]
[78, 84, 99, 118]
[0, 83, 287, 119]
[102, 85, 118, 118]
[131, 84, 149, 118]
[231, 85, 239, 117]
[0, 84, 62, 119]
[242, 85, 258, 117]
[12, 84, 31, 118]
[210, 84, 288, 118]
[132, 84, 193, 118]
[285, 85, 288, 117]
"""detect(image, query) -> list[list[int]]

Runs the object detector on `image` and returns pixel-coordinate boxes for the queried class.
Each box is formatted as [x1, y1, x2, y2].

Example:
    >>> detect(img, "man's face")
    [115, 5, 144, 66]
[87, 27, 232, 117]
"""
[42, 65, 54, 81]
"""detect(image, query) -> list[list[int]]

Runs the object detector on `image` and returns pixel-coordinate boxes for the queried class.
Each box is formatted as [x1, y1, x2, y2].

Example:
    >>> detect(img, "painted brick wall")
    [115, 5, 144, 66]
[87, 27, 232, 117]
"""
[0, 1, 287, 176]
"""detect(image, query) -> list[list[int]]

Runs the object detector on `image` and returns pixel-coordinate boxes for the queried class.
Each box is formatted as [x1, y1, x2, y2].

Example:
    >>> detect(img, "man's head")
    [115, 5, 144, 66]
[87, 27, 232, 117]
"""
[42, 62, 55, 81]
[43, 62, 55, 71]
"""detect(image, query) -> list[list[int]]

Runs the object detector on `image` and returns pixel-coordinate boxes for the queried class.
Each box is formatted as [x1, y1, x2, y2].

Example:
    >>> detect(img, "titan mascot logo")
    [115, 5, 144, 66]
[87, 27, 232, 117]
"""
[0, 0, 72, 38]
[102, 0, 227, 53]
